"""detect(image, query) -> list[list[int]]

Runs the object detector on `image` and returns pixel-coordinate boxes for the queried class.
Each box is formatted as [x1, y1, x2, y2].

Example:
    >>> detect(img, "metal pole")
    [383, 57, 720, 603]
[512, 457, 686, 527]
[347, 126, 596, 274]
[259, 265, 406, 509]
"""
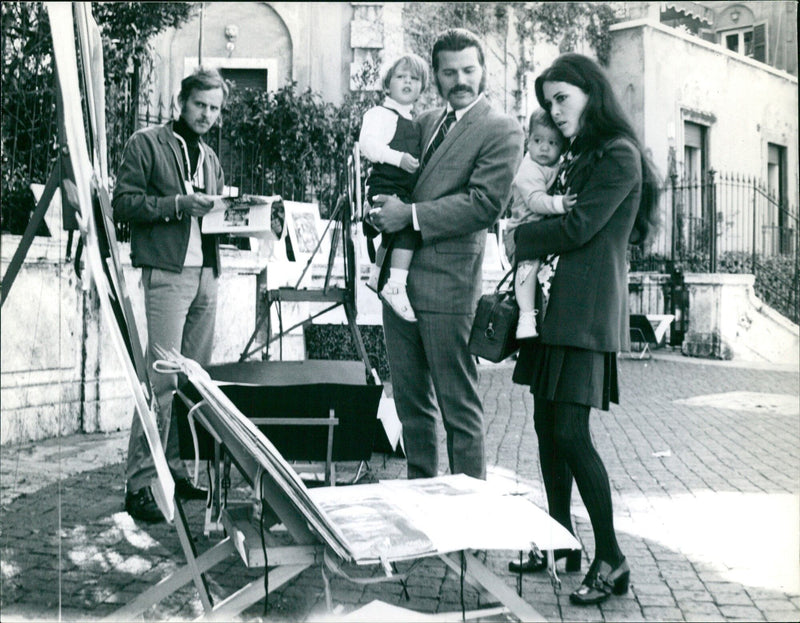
[198, 3, 204, 66]
[670, 173, 678, 263]
[751, 178, 758, 273]
[708, 169, 717, 273]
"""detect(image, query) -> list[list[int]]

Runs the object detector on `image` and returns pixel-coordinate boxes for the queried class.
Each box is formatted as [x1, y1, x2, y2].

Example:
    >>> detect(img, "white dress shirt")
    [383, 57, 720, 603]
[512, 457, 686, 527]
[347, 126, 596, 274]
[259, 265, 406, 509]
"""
[358, 96, 415, 168]
[412, 94, 485, 230]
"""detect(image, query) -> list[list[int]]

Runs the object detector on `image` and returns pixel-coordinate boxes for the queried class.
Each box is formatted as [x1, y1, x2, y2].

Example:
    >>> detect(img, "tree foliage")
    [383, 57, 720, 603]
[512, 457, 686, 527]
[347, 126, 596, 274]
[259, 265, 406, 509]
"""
[218, 82, 380, 216]
[403, 2, 504, 109]
[402, 2, 616, 116]
[91, 2, 196, 87]
[1, 2, 196, 233]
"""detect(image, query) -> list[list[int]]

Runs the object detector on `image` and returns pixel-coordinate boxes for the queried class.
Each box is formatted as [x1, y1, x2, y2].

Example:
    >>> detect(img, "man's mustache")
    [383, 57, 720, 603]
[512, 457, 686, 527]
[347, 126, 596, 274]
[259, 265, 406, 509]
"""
[448, 85, 474, 95]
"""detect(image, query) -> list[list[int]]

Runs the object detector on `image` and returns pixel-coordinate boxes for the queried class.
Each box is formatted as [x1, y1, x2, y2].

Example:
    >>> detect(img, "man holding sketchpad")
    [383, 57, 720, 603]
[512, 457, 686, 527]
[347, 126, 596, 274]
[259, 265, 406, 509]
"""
[113, 67, 228, 522]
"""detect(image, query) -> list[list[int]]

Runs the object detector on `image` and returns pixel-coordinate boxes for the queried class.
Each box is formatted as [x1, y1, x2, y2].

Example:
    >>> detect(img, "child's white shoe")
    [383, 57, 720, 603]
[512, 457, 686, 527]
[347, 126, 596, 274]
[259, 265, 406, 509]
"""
[516, 311, 538, 339]
[366, 264, 380, 292]
[380, 282, 417, 322]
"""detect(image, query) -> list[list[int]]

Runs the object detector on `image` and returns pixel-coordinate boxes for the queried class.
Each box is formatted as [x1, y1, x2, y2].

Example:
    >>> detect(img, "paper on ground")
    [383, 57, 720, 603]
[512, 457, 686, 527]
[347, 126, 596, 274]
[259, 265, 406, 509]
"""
[376, 387, 403, 452]
[310, 474, 579, 564]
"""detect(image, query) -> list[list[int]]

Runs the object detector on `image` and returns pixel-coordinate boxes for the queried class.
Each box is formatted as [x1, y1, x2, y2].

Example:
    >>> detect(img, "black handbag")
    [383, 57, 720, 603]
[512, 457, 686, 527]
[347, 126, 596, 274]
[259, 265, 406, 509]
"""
[469, 269, 519, 362]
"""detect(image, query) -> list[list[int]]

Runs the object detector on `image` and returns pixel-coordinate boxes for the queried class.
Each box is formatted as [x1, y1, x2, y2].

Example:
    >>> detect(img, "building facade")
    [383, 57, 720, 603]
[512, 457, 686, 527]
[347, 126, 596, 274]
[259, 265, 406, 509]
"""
[607, 3, 798, 262]
[146, 2, 404, 111]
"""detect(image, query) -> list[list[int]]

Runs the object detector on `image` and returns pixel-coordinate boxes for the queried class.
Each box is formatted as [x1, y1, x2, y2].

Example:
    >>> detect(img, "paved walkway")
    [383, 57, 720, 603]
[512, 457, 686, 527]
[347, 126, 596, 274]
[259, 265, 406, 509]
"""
[1, 353, 798, 621]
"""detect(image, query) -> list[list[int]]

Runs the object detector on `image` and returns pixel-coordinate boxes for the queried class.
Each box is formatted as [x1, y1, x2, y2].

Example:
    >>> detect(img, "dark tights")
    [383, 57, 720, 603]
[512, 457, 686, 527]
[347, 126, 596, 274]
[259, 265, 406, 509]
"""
[533, 395, 623, 566]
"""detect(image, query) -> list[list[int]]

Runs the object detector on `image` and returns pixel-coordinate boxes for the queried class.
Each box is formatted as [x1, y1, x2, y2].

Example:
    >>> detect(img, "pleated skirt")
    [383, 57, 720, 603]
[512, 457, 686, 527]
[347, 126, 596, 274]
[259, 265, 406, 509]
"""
[512, 342, 619, 411]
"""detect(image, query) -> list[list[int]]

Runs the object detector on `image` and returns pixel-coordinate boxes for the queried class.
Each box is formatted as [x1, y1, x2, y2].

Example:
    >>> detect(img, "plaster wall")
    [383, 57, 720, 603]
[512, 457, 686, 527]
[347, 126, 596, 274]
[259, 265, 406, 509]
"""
[1, 235, 260, 445]
[148, 2, 352, 108]
[1, 239, 83, 442]
[608, 21, 798, 199]
[682, 272, 799, 364]
[4, 232, 796, 446]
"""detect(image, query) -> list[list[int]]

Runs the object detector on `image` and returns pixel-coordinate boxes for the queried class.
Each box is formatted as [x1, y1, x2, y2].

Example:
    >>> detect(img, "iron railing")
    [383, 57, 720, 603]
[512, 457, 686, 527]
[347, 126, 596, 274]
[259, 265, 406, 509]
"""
[3, 73, 798, 323]
[630, 171, 799, 323]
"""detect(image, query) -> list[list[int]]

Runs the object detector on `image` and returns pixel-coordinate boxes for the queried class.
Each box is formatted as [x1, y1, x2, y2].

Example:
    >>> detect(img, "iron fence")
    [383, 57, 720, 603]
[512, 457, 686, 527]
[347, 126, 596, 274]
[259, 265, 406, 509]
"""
[3, 73, 797, 323]
[630, 171, 799, 323]
[105, 93, 352, 246]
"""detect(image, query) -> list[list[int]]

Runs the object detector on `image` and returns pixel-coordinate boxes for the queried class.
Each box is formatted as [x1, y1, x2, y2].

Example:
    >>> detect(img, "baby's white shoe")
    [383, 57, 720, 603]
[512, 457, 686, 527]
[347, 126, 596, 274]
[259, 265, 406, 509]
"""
[516, 311, 538, 339]
[366, 264, 380, 292]
[380, 282, 417, 322]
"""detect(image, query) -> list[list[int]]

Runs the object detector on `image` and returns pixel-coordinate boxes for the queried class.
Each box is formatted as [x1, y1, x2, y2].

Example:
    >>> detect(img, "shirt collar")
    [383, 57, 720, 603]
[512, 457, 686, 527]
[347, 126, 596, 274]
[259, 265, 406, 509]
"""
[383, 96, 414, 120]
[445, 93, 484, 121]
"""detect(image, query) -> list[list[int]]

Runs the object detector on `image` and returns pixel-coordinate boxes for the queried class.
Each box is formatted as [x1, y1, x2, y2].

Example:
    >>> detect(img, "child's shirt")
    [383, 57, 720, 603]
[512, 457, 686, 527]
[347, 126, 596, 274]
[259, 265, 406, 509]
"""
[510, 154, 565, 222]
[359, 96, 415, 167]
[504, 154, 567, 261]
[359, 96, 421, 203]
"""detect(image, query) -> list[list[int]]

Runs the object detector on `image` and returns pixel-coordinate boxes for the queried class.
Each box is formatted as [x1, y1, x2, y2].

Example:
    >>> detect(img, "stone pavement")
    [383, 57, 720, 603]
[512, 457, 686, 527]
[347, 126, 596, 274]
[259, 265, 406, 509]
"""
[1, 352, 798, 622]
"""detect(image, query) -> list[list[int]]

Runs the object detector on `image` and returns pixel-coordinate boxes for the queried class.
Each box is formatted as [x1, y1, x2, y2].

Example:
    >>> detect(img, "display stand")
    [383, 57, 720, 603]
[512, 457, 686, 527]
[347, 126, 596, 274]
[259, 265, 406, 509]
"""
[111, 350, 577, 622]
[629, 313, 675, 359]
[174, 359, 383, 533]
[239, 158, 376, 380]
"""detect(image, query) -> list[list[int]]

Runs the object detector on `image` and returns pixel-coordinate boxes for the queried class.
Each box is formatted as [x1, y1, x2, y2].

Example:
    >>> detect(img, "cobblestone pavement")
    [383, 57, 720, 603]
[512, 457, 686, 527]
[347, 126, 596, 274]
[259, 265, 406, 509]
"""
[1, 353, 798, 622]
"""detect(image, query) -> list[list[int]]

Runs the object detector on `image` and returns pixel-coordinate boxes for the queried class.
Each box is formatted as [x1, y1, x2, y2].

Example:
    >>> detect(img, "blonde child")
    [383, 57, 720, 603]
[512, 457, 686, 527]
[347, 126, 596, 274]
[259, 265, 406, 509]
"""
[505, 108, 576, 338]
[359, 54, 429, 322]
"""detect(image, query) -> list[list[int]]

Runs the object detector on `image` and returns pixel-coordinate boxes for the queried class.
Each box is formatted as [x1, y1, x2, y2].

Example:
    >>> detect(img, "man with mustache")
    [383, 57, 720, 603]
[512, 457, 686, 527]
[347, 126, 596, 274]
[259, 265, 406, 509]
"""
[113, 68, 227, 522]
[368, 29, 523, 480]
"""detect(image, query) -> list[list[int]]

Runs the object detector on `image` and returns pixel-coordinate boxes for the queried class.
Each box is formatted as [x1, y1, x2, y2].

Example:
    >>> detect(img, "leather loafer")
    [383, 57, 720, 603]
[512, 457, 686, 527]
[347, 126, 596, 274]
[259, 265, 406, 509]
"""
[175, 478, 208, 501]
[125, 486, 164, 523]
[570, 557, 630, 606]
[508, 548, 581, 573]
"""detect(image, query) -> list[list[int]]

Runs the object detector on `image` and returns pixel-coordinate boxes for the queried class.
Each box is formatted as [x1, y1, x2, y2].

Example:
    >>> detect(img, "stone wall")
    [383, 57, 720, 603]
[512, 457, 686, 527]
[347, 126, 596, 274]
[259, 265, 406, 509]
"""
[1, 234, 261, 445]
[682, 273, 799, 363]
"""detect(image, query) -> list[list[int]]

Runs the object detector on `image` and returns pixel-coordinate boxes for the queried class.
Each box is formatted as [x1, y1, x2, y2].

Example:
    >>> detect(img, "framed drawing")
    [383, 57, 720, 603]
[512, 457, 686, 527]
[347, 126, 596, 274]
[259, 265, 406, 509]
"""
[284, 201, 324, 263]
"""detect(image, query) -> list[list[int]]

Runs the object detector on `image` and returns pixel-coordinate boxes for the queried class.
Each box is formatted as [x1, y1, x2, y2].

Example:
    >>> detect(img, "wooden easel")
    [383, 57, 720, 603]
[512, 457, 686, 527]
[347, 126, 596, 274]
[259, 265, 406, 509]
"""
[40, 1, 213, 609]
[0, 93, 79, 307]
[239, 154, 378, 386]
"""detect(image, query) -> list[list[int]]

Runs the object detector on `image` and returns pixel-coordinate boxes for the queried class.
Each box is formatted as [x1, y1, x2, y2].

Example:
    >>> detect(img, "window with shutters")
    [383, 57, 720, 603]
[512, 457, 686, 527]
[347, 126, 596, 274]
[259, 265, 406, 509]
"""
[683, 120, 710, 236]
[767, 143, 791, 254]
[717, 22, 768, 62]
[752, 22, 767, 63]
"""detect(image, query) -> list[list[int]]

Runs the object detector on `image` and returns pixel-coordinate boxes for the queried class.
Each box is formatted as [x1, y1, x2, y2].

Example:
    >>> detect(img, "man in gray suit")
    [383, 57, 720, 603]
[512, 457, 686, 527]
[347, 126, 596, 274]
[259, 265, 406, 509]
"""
[369, 29, 524, 480]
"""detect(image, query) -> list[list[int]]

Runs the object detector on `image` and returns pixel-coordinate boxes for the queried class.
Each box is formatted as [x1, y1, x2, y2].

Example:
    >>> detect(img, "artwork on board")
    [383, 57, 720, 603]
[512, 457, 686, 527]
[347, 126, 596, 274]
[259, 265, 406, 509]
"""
[284, 200, 325, 263]
[202, 194, 284, 239]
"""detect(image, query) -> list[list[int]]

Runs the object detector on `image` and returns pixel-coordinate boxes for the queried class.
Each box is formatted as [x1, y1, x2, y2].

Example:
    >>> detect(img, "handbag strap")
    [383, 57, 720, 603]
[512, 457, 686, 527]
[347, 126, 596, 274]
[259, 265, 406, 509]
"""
[495, 268, 515, 293]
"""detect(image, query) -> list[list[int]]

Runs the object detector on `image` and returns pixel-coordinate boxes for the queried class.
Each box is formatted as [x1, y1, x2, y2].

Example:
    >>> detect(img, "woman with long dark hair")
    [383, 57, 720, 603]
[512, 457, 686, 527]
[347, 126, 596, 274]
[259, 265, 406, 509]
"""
[508, 53, 660, 605]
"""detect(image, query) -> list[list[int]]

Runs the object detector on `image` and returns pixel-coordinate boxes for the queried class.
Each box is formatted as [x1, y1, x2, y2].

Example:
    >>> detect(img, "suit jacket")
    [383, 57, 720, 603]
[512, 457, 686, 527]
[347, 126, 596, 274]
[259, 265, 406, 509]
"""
[112, 122, 224, 275]
[409, 96, 524, 313]
[514, 137, 643, 352]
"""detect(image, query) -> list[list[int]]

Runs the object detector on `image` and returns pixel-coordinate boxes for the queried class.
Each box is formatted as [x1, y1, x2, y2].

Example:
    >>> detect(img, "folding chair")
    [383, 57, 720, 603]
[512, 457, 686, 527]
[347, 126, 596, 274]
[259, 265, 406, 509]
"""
[629, 313, 659, 359]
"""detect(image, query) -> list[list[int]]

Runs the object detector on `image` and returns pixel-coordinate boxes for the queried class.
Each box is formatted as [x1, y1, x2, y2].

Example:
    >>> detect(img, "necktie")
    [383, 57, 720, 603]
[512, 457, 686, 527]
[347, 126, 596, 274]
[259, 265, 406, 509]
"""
[421, 110, 456, 168]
